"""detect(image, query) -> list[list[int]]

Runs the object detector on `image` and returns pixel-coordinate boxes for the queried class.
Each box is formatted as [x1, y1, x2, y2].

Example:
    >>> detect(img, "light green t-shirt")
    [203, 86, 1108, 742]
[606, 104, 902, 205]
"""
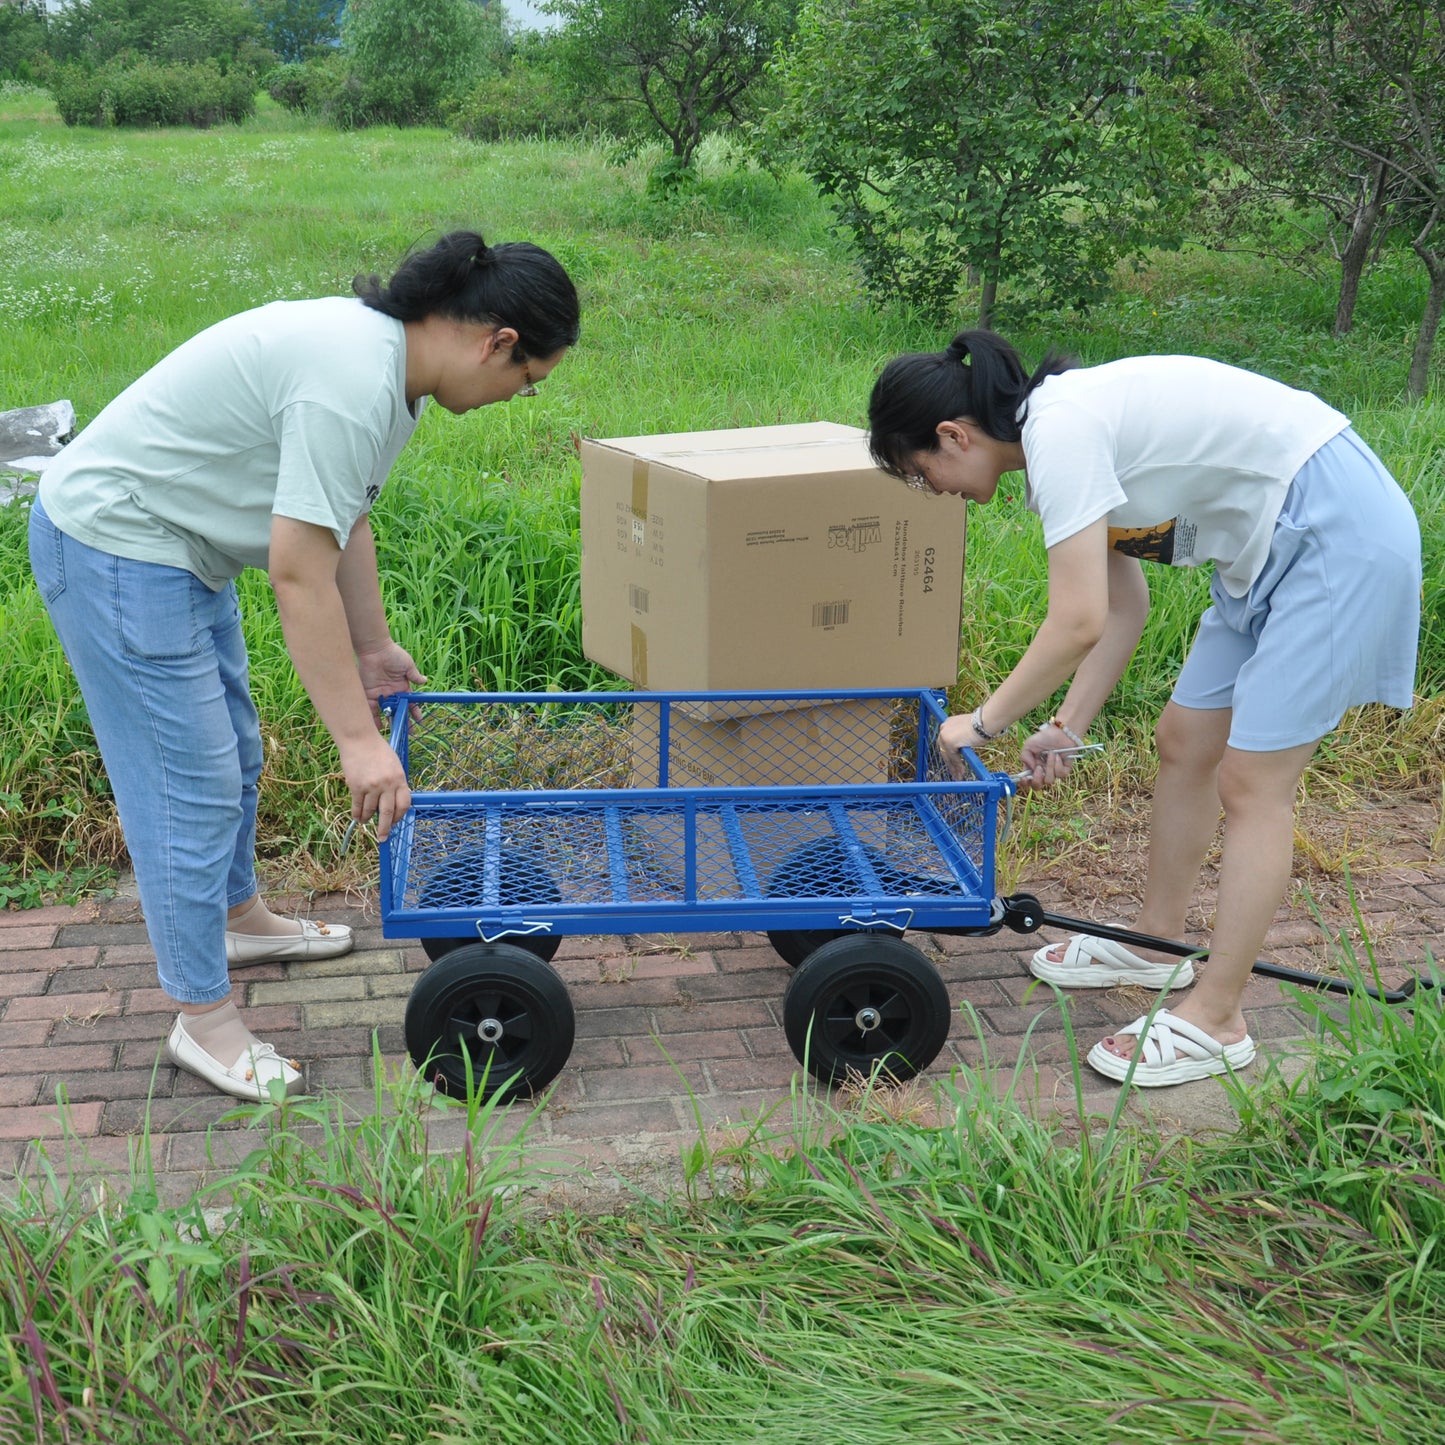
[41, 297, 421, 591]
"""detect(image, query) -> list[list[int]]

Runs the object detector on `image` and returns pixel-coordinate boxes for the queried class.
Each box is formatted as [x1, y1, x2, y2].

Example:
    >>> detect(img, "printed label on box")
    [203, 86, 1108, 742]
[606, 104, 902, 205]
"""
[827, 517, 882, 554]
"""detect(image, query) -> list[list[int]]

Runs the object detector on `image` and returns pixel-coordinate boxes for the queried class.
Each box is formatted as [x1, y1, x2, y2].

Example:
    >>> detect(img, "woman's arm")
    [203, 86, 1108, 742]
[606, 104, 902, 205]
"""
[269, 515, 411, 840]
[1014, 547, 1149, 785]
[335, 516, 427, 722]
[1047, 547, 1150, 738]
[938, 519, 1111, 758]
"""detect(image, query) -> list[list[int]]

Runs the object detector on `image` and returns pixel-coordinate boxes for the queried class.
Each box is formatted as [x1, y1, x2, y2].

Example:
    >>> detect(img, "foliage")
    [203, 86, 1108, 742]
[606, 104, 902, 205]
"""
[261, 52, 346, 113]
[340, 0, 504, 126]
[447, 59, 590, 142]
[1206, 0, 1445, 398]
[248, 0, 342, 62]
[48, 53, 258, 126]
[0, 0, 47, 82]
[44, 0, 268, 71]
[764, 0, 1206, 323]
[1194, 3, 1411, 338]
[3, 942, 1445, 1440]
[543, 0, 795, 169]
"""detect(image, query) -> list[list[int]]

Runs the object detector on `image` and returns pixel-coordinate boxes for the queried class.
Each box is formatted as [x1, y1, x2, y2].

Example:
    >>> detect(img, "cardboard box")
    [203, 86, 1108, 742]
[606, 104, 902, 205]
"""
[580, 422, 965, 717]
[629, 696, 897, 789]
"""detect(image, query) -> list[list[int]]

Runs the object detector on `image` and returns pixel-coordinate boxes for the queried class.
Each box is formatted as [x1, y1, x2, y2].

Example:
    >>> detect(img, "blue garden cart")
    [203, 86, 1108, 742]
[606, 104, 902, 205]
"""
[377, 687, 1431, 1101]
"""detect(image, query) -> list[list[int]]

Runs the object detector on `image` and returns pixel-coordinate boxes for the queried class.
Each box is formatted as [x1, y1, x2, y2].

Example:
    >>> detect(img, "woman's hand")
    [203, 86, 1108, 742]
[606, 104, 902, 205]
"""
[338, 732, 412, 843]
[357, 640, 427, 725]
[937, 712, 980, 779]
[1015, 721, 1081, 792]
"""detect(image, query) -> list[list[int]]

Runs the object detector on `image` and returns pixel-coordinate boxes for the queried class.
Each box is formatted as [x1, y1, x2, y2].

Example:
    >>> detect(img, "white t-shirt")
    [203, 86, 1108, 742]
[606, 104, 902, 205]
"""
[41, 297, 421, 591]
[1020, 357, 1349, 596]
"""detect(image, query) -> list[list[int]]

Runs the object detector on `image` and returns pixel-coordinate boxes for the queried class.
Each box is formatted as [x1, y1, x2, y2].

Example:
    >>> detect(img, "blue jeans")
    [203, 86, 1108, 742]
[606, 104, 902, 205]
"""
[29, 498, 261, 1005]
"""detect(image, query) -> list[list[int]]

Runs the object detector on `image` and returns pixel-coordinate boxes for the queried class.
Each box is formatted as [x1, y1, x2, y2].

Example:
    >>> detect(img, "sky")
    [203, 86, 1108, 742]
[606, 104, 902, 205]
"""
[504, 0, 560, 31]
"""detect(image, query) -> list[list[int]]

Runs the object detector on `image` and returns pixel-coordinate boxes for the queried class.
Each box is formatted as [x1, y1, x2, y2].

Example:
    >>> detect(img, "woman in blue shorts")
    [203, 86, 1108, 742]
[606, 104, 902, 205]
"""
[31, 230, 579, 1102]
[868, 330, 1422, 1086]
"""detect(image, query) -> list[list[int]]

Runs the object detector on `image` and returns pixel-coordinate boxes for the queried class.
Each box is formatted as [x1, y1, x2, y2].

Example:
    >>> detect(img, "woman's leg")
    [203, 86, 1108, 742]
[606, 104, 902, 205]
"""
[1035, 700, 1232, 972]
[215, 592, 354, 962]
[29, 505, 300, 1097]
[1096, 737, 1318, 1061]
[1132, 702, 1232, 944]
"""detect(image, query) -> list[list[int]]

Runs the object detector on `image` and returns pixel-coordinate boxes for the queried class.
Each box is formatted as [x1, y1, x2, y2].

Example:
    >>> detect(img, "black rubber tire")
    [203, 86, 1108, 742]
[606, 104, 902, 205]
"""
[782, 933, 950, 1086]
[416, 848, 562, 964]
[764, 834, 938, 970]
[404, 942, 575, 1102]
[765, 929, 851, 969]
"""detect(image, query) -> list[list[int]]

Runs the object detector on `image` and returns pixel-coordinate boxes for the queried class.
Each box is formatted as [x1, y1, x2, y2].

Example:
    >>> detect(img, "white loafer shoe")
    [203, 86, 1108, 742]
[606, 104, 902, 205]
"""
[225, 916, 354, 966]
[165, 1016, 306, 1101]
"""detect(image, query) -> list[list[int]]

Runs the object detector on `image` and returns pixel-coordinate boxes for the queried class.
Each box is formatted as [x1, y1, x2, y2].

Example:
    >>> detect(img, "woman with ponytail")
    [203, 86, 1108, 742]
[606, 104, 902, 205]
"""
[30, 229, 579, 1102]
[869, 331, 1421, 1086]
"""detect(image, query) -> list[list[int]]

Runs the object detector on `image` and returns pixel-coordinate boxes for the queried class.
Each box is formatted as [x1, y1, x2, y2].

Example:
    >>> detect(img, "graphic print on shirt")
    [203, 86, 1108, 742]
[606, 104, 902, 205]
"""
[1108, 516, 1197, 567]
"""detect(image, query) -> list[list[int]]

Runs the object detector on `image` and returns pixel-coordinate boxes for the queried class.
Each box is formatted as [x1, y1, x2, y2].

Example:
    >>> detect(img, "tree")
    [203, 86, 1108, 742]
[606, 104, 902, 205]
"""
[1199, 3, 1412, 337]
[1331, 0, 1445, 397]
[544, 0, 794, 169]
[0, 0, 48, 80]
[342, 0, 502, 125]
[46, 0, 265, 68]
[249, 0, 342, 62]
[1208, 0, 1445, 396]
[763, 0, 1204, 322]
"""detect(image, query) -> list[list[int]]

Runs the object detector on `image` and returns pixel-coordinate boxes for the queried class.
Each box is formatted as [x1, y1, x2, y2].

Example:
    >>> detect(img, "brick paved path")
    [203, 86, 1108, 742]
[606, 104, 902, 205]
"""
[2, 863, 1442, 1206]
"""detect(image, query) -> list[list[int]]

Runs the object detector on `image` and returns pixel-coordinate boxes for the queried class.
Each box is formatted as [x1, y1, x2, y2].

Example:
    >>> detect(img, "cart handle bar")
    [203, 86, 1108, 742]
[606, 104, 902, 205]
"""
[928, 894, 1440, 1005]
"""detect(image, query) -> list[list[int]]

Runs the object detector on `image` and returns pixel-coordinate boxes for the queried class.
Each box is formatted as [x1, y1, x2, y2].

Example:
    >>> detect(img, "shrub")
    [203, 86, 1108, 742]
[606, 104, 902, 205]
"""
[447, 65, 586, 142]
[49, 55, 256, 127]
[341, 0, 502, 126]
[262, 53, 344, 113]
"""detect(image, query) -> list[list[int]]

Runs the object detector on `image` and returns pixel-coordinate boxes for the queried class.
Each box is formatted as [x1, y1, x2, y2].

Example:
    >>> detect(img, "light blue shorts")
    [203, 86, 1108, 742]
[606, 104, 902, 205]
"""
[1171, 428, 1422, 751]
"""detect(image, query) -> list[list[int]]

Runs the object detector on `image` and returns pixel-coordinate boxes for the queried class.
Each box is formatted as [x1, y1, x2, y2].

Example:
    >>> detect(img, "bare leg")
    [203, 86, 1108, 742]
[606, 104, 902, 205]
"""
[1039, 702, 1231, 969]
[1098, 736, 1319, 1059]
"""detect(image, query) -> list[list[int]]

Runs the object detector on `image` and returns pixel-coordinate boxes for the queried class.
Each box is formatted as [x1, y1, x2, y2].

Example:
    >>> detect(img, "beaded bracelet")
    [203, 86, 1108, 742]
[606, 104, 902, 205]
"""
[1050, 716, 1086, 748]
[971, 706, 1003, 741]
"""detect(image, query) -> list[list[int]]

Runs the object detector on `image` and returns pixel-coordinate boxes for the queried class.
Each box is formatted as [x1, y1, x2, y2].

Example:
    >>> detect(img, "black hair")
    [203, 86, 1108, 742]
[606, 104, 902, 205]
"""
[867, 329, 1074, 479]
[354, 229, 580, 360]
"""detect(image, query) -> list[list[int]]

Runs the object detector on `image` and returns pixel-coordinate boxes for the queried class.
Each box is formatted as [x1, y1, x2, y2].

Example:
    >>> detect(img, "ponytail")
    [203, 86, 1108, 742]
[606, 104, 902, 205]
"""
[868, 329, 1073, 480]
[355, 229, 580, 360]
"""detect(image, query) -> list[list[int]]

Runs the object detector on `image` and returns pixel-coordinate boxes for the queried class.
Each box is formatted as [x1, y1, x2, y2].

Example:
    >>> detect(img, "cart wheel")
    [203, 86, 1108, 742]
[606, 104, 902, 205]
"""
[765, 929, 850, 969]
[405, 942, 575, 1102]
[416, 849, 562, 964]
[782, 934, 950, 1086]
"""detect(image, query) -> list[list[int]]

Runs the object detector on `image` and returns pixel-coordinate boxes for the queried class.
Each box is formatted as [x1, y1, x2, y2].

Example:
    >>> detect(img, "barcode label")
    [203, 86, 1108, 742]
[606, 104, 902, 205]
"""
[812, 601, 850, 628]
[629, 585, 649, 613]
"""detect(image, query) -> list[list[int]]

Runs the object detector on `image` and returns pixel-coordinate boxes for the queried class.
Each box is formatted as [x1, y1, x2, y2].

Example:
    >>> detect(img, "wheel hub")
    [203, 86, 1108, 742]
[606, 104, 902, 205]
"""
[476, 1016, 505, 1044]
[854, 1005, 882, 1034]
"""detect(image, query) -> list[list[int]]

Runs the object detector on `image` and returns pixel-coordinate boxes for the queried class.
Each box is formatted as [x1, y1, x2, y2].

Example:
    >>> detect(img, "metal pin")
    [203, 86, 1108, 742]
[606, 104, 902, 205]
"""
[339, 818, 360, 856]
[1013, 742, 1105, 782]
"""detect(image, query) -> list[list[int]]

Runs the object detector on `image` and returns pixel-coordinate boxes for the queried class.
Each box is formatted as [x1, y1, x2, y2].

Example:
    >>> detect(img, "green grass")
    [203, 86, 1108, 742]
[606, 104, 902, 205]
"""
[0, 91, 1441, 889]
[2, 943, 1443, 1442]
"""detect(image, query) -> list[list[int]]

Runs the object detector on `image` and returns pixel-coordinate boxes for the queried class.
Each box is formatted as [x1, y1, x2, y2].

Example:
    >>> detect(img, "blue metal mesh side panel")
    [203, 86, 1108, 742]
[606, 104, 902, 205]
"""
[922, 708, 990, 875]
[396, 695, 922, 794]
[403, 793, 985, 912]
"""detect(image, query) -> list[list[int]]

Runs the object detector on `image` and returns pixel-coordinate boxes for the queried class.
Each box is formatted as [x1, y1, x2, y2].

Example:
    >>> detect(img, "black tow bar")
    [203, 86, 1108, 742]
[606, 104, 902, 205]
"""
[935, 892, 1440, 1006]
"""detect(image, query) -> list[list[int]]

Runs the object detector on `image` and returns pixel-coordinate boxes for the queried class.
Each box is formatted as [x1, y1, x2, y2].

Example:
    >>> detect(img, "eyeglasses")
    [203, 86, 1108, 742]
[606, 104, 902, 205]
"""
[516, 359, 540, 398]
